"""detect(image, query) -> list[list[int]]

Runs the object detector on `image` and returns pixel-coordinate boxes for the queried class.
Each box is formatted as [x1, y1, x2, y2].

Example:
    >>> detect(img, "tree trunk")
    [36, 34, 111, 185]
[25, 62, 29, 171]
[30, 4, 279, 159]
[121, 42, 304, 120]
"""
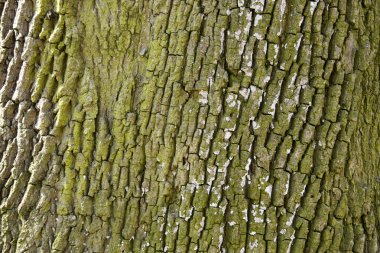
[0, 0, 379, 252]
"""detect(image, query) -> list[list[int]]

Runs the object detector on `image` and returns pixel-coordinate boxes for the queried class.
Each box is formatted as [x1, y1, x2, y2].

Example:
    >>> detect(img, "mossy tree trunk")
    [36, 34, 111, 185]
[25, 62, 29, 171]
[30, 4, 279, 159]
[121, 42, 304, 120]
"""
[0, 0, 379, 252]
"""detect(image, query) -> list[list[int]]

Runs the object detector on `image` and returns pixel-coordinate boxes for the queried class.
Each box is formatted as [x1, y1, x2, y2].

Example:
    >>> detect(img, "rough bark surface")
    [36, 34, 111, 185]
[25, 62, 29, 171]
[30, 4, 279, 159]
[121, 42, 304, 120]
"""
[0, 0, 379, 252]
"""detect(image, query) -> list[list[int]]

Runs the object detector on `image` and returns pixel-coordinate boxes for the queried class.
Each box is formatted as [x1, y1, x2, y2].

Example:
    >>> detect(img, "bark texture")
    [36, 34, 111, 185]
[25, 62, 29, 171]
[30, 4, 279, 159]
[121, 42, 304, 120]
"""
[0, 0, 379, 252]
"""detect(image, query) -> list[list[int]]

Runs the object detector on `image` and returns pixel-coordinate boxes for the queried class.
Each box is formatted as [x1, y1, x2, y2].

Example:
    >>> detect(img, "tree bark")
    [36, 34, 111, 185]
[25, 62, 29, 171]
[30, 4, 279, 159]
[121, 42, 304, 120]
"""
[0, 0, 379, 252]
